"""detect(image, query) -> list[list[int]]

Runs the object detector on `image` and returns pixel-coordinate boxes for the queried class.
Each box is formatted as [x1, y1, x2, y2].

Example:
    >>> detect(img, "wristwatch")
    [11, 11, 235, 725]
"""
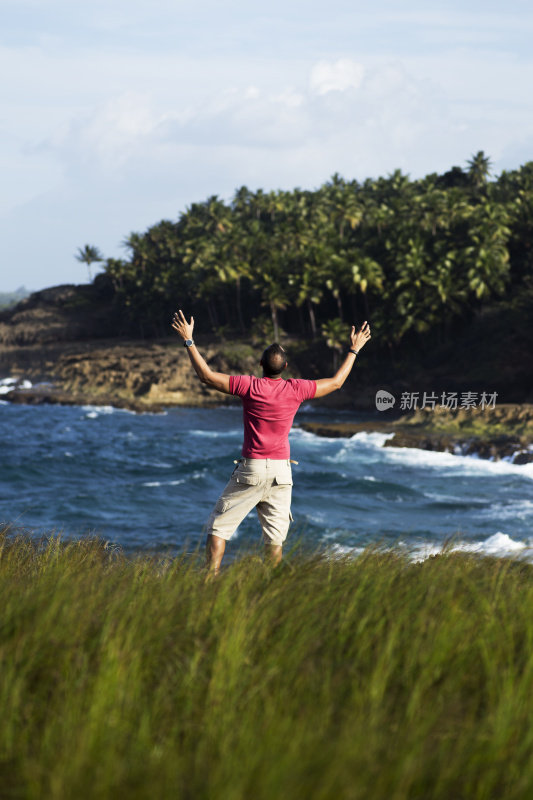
[349, 348, 360, 355]
[184, 339, 194, 348]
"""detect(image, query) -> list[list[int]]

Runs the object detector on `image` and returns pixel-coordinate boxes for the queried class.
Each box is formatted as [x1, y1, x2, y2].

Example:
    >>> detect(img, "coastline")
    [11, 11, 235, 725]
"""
[3, 365, 532, 462]
[1, 289, 532, 463]
[299, 404, 533, 464]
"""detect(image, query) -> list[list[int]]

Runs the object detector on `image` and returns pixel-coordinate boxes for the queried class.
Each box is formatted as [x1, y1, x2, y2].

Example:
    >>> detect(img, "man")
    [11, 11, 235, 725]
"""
[172, 310, 371, 573]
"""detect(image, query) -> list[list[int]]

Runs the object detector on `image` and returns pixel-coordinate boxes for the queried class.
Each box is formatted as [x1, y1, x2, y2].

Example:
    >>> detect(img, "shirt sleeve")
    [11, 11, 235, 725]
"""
[229, 375, 252, 397]
[292, 379, 317, 402]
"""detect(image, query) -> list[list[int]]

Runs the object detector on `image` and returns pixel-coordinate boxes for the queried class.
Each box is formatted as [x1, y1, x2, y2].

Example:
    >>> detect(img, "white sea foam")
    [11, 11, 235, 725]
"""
[326, 543, 366, 558]
[0, 376, 33, 394]
[142, 469, 206, 488]
[302, 425, 533, 479]
[424, 491, 469, 504]
[454, 532, 527, 554]
[377, 442, 533, 481]
[407, 532, 531, 563]
[351, 431, 396, 447]
[82, 405, 116, 417]
[81, 404, 145, 417]
[291, 428, 340, 444]
[324, 532, 532, 564]
[142, 479, 186, 488]
[479, 499, 533, 520]
[190, 429, 239, 438]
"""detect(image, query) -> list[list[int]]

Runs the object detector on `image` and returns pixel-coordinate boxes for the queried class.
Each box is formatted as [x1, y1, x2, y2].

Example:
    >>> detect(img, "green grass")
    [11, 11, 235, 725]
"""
[1, 528, 533, 799]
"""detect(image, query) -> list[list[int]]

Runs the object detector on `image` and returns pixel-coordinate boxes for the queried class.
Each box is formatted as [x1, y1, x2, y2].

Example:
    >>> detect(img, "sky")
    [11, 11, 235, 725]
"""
[1, 0, 533, 292]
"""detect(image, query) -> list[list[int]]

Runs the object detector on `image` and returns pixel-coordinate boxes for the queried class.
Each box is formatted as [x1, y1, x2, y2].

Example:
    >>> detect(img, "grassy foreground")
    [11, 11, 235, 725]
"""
[1, 531, 533, 800]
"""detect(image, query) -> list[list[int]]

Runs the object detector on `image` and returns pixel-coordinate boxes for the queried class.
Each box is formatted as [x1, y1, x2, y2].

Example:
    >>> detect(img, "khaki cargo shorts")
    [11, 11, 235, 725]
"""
[206, 457, 294, 547]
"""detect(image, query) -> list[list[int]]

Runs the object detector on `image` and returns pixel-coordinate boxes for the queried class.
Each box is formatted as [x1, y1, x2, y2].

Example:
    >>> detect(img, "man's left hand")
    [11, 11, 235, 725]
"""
[172, 310, 194, 341]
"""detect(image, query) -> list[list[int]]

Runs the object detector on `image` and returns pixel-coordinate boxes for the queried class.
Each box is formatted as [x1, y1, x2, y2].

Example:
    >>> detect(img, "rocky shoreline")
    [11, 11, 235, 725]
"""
[3, 364, 532, 462]
[299, 404, 533, 464]
[2, 283, 532, 462]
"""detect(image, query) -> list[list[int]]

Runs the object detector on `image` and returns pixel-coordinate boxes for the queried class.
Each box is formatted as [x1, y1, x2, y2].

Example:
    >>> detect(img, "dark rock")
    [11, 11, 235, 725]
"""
[4, 387, 164, 414]
[513, 451, 533, 465]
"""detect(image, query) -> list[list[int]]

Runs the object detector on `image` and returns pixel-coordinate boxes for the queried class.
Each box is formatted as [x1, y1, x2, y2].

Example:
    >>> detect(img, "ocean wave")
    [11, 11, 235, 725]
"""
[291, 428, 343, 444]
[324, 532, 532, 564]
[407, 532, 531, 562]
[189, 429, 239, 438]
[478, 499, 533, 520]
[81, 404, 166, 417]
[325, 543, 367, 558]
[142, 479, 185, 488]
[350, 431, 396, 447]
[82, 405, 118, 418]
[141, 469, 206, 488]
[380, 444, 533, 480]
[299, 426, 533, 478]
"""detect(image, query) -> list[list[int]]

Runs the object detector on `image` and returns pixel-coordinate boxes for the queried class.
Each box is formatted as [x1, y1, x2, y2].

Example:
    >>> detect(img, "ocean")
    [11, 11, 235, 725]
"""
[1, 396, 533, 561]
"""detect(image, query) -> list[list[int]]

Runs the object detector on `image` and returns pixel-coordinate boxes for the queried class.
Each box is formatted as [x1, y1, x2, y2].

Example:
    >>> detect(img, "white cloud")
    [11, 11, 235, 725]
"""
[310, 58, 365, 95]
[44, 92, 163, 170]
[1, 0, 533, 291]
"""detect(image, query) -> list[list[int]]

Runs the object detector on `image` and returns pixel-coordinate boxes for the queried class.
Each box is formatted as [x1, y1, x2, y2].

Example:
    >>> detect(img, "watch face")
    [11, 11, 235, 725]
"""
[185, 339, 193, 346]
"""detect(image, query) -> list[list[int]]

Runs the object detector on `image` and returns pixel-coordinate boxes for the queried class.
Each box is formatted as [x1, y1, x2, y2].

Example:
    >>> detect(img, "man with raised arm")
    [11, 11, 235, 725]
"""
[172, 310, 371, 573]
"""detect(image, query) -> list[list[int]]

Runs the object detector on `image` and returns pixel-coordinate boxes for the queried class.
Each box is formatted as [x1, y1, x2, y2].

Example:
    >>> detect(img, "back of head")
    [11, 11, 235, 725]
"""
[261, 343, 287, 377]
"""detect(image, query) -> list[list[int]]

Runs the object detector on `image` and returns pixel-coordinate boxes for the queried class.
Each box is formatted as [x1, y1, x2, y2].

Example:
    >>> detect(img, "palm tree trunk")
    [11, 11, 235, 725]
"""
[362, 290, 371, 319]
[350, 295, 360, 325]
[336, 293, 343, 320]
[207, 300, 218, 330]
[297, 305, 306, 335]
[235, 276, 245, 333]
[307, 299, 317, 339]
[270, 302, 279, 341]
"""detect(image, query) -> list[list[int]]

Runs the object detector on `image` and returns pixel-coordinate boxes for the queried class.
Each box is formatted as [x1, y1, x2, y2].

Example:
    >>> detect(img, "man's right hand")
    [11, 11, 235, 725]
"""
[351, 321, 371, 352]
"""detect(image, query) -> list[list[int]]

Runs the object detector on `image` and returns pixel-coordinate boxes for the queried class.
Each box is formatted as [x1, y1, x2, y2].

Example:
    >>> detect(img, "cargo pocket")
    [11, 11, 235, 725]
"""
[273, 474, 293, 486]
[214, 497, 231, 513]
[235, 473, 261, 485]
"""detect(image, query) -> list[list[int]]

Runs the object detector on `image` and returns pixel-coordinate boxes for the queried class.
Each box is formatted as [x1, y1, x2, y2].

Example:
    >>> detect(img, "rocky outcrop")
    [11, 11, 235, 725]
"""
[1, 282, 532, 427]
[0, 338, 261, 409]
[299, 404, 533, 463]
[0, 281, 117, 345]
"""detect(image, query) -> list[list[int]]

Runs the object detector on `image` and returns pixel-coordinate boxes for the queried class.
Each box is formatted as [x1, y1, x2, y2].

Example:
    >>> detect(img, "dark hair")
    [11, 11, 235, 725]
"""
[260, 343, 287, 377]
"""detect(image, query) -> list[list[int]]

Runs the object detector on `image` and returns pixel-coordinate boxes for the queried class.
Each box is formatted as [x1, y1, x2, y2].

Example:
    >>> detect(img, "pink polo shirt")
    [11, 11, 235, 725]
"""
[230, 375, 317, 459]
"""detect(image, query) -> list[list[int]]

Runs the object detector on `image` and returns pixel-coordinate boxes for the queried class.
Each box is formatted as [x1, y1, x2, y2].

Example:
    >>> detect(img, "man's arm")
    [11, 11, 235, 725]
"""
[172, 310, 232, 395]
[314, 321, 371, 399]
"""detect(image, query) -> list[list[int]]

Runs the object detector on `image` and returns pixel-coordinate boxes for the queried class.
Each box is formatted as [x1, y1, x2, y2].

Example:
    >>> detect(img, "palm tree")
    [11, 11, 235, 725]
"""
[464, 200, 511, 300]
[321, 318, 347, 370]
[467, 151, 492, 192]
[75, 244, 103, 282]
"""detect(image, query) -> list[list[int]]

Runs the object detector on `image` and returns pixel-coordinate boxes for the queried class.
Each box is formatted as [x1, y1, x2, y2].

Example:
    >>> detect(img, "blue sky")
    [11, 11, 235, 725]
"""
[1, 0, 532, 291]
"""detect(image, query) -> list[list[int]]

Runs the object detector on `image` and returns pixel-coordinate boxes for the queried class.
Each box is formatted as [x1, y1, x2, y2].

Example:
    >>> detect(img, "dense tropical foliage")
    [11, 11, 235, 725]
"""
[88, 153, 533, 347]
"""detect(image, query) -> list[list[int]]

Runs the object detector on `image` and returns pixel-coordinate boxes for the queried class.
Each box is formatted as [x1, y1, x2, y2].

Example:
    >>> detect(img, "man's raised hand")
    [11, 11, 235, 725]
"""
[351, 320, 371, 352]
[172, 310, 194, 341]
